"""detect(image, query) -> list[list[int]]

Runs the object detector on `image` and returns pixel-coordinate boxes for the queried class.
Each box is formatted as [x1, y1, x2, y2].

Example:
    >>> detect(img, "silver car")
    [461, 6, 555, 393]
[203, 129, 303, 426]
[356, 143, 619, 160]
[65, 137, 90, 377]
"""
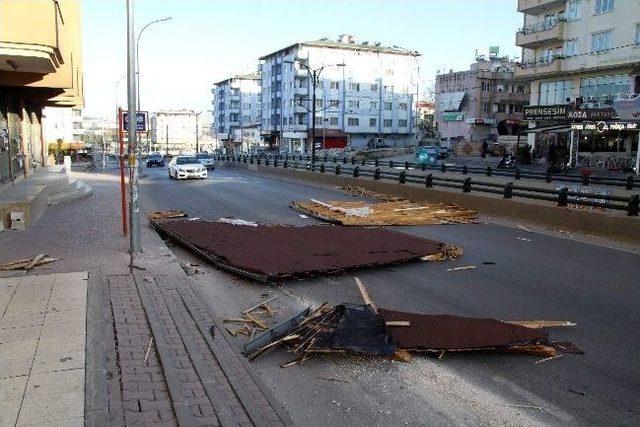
[196, 153, 216, 170]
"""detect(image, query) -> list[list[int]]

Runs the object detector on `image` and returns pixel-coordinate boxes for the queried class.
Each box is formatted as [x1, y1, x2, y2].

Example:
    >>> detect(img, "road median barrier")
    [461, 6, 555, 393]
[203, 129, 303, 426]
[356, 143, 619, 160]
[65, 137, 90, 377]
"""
[216, 156, 640, 243]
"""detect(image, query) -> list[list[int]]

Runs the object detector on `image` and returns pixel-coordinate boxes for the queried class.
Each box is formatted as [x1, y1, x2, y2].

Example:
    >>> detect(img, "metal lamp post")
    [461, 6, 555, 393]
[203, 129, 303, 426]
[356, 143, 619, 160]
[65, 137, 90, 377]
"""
[285, 60, 344, 164]
[126, 0, 140, 264]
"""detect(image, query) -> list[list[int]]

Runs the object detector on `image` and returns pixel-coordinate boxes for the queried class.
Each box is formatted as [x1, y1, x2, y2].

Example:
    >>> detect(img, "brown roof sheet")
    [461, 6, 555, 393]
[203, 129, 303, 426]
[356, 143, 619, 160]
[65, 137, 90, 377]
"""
[155, 220, 445, 281]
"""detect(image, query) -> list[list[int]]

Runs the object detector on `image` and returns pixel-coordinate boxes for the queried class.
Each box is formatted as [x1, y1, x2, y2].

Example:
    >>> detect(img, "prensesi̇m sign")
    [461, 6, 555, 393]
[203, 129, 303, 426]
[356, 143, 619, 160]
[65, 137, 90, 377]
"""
[524, 105, 568, 120]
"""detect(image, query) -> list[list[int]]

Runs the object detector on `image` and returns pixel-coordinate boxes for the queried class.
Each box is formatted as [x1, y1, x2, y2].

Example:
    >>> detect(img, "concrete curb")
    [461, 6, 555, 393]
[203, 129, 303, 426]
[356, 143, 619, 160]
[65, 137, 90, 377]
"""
[220, 162, 640, 244]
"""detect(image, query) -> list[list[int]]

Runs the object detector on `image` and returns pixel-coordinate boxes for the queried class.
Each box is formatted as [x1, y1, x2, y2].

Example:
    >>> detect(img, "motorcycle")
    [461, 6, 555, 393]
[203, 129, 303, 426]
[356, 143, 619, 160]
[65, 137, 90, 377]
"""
[497, 153, 517, 169]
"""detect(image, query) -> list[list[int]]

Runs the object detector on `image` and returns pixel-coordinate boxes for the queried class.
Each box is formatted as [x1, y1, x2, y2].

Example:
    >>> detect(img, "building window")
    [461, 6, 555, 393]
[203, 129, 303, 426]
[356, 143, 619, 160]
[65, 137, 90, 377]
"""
[315, 99, 324, 108]
[383, 119, 392, 127]
[594, 0, 614, 15]
[370, 84, 378, 91]
[564, 38, 579, 57]
[242, 115, 251, 123]
[580, 74, 631, 106]
[243, 103, 251, 109]
[399, 103, 408, 110]
[539, 80, 574, 105]
[370, 101, 378, 109]
[636, 24, 640, 45]
[384, 69, 394, 76]
[398, 119, 407, 127]
[496, 103, 506, 113]
[514, 104, 524, 113]
[482, 82, 490, 92]
[330, 81, 339, 90]
[348, 100, 360, 108]
[347, 117, 359, 126]
[349, 83, 360, 91]
[591, 30, 613, 53]
[314, 116, 322, 125]
[517, 85, 525, 93]
[482, 101, 490, 113]
[329, 117, 338, 125]
[566, 0, 582, 21]
[329, 99, 340, 107]
[383, 85, 394, 92]
[384, 102, 392, 110]
[369, 118, 377, 127]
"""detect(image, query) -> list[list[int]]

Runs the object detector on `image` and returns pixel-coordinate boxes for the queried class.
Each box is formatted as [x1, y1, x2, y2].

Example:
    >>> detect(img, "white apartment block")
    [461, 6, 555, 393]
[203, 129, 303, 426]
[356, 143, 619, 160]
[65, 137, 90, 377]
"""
[151, 110, 200, 155]
[515, 0, 640, 163]
[212, 74, 262, 152]
[259, 35, 420, 153]
[42, 107, 83, 145]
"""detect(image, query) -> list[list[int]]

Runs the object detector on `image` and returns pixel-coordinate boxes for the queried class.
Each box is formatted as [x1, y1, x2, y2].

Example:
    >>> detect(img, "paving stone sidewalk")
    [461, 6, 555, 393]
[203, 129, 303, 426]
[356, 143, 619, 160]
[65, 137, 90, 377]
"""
[1, 170, 288, 426]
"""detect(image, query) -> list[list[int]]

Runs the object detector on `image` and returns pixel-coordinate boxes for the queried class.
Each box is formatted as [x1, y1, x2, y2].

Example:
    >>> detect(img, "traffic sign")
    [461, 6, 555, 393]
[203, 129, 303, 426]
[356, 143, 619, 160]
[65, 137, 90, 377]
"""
[121, 111, 148, 132]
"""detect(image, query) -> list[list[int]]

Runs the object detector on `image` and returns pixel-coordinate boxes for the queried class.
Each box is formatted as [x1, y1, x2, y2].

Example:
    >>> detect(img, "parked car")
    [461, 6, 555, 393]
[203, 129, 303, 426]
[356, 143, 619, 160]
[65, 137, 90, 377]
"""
[146, 153, 165, 167]
[414, 146, 440, 165]
[196, 152, 215, 170]
[168, 156, 207, 180]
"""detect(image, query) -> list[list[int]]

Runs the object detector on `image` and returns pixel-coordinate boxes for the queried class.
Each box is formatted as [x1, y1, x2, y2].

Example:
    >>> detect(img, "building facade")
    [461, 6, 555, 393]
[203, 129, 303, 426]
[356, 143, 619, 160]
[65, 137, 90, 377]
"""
[151, 110, 200, 155]
[515, 0, 640, 168]
[212, 74, 262, 153]
[435, 54, 530, 156]
[259, 35, 420, 153]
[0, 0, 83, 183]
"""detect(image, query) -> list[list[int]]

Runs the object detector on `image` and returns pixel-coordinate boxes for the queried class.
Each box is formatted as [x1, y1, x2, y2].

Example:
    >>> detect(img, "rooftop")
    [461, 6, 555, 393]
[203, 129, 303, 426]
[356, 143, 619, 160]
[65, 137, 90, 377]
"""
[213, 73, 260, 86]
[259, 36, 420, 60]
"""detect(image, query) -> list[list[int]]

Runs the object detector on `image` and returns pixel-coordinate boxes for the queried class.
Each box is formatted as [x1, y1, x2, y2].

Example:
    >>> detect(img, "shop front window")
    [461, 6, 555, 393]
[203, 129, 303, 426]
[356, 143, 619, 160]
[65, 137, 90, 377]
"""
[577, 131, 632, 153]
[580, 74, 631, 106]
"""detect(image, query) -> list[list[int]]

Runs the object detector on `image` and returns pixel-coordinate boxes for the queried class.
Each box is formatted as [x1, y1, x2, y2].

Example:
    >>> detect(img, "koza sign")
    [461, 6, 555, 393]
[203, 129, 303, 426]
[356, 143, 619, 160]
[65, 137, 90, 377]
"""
[121, 111, 148, 132]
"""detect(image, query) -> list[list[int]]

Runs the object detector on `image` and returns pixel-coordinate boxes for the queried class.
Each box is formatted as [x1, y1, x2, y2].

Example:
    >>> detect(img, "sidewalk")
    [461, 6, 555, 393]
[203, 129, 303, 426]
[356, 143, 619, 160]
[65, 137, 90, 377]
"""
[0, 170, 287, 425]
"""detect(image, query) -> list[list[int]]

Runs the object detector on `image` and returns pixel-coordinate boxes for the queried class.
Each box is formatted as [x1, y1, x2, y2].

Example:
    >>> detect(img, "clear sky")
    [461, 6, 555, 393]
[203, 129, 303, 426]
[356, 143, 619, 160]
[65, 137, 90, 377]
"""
[83, 0, 522, 118]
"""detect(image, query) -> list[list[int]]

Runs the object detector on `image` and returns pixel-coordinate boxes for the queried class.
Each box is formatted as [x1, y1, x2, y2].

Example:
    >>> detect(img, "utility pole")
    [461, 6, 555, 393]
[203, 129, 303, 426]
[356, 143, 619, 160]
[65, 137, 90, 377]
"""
[126, 0, 141, 267]
[195, 111, 200, 153]
[311, 70, 317, 162]
[165, 124, 169, 156]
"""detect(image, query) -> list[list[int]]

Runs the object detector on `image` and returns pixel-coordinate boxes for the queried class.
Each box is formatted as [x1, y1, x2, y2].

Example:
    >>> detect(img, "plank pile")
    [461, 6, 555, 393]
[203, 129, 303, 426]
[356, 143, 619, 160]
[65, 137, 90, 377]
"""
[0, 254, 59, 271]
[291, 199, 477, 226]
[148, 210, 187, 221]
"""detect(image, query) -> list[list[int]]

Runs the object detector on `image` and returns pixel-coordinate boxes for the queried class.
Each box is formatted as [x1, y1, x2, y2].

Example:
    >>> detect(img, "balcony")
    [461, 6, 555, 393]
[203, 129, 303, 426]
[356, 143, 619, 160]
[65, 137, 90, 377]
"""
[517, 0, 566, 14]
[293, 105, 307, 114]
[516, 20, 564, 48]
[514, 58, 562, 79]
[0, 0, 63, 74]
[294, 87, 308, 96]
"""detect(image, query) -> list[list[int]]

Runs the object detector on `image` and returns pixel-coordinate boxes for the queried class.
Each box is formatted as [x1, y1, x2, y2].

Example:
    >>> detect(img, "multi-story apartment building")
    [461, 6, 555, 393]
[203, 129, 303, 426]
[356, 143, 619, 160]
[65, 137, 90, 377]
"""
[212, 74, 262, 152]
[515, 0, 640, 168]
[259, 35, 420, 153]
[435, 54, 530, 155]
[151, 110, 200, 155]
[0, 0, 83, 183]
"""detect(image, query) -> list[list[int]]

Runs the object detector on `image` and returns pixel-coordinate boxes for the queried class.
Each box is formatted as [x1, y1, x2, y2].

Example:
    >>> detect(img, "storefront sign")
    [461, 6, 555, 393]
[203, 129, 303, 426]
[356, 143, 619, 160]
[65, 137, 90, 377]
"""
[613, 97, 640, 121]
[570, 122, 639, 132]
[465, 118, 496, 125]
[442, 112, 465, 122]
[567, 108, 618, 121]
[524, 105, 568, 120]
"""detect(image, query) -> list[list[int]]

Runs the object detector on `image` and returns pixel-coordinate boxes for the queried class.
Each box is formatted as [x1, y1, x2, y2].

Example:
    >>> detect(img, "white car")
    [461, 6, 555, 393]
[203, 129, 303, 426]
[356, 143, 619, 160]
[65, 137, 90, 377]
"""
[168, 155, 207, 180]
[196, 153, 216, 170]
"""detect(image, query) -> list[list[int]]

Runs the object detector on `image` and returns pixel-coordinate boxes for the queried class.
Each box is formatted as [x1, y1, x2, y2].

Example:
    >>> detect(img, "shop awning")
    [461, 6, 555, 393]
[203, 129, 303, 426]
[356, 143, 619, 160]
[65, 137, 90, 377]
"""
[316, 129, 348, 138]
[524, 124, 572, 134]
[438, 91, 465, 112]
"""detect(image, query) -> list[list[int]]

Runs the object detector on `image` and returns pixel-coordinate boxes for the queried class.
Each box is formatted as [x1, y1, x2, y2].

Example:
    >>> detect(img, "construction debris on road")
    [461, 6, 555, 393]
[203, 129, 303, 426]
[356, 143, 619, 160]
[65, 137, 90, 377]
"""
[242, 278, 581, 365]
[148, 210, 188, 220]
[151, 218, 457, 282]
[291, 199, 477, 226]
[0, 254, 59, 271]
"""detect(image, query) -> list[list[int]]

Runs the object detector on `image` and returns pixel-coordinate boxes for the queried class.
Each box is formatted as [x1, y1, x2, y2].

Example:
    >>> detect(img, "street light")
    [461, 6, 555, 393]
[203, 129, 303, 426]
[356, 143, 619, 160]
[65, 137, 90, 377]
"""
[284, 60, 345, 164]
[136, 17, 172, 111]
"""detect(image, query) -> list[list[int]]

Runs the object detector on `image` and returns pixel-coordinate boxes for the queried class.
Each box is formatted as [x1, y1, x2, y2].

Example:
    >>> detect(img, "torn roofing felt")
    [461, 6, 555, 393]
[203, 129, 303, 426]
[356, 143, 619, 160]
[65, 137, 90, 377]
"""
[379, 309, 548, 351]
[154, 219, 446, 281]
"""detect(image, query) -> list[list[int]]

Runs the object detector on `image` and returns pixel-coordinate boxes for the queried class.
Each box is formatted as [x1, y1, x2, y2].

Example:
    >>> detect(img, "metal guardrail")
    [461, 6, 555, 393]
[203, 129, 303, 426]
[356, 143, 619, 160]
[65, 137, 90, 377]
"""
[248, 153, 639, 190]
[215, 155, 640, 216]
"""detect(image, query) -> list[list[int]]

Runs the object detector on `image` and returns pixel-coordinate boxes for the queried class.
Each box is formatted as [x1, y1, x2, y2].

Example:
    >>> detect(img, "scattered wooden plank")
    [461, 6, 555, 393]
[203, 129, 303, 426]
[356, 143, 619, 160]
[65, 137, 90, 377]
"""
[354, 277, 378, 313]
[243, 313, 269, 330]
[241, 296, 278, 315]
[534, 354, 563, 364]
[500, 344, 557, 357]
[506, 320, 577, 329]
[222, 318, 254, 324]
[385, 321, 410, 327]
[24, 254, 46, 271]
[446, 265, 476, 271]
[392, 349, 412, 363]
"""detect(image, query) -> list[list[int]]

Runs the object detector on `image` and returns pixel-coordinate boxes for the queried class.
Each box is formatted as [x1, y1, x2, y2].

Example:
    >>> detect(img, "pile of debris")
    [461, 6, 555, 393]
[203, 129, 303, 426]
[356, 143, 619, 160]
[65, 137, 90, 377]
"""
[291, 199, 477, 226]
[151, 218, 460, 282]
[0, 254, 59, 271]
[223, 296, 277, 337]
[148, 210, 187, 221]
[242, 278, 581, 366]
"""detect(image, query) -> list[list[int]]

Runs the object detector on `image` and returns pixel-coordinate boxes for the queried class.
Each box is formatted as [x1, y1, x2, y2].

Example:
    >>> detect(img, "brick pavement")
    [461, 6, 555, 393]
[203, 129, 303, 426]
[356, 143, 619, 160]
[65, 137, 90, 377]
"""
[1, 170, 288, 426]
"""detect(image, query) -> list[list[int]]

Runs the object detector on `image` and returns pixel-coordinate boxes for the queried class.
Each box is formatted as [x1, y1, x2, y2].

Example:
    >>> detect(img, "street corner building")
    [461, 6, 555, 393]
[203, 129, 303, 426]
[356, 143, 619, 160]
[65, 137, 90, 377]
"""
[0, 0, 84, 183]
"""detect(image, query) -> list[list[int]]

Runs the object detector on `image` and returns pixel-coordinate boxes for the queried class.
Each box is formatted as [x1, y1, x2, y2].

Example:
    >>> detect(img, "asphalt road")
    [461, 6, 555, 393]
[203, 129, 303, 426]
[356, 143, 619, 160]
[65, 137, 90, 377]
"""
[140, 165, 640, 426]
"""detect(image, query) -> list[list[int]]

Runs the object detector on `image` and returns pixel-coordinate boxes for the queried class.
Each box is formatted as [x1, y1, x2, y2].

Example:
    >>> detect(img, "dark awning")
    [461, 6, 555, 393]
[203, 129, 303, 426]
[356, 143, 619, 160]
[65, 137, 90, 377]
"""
[524, 124, 572, 134]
